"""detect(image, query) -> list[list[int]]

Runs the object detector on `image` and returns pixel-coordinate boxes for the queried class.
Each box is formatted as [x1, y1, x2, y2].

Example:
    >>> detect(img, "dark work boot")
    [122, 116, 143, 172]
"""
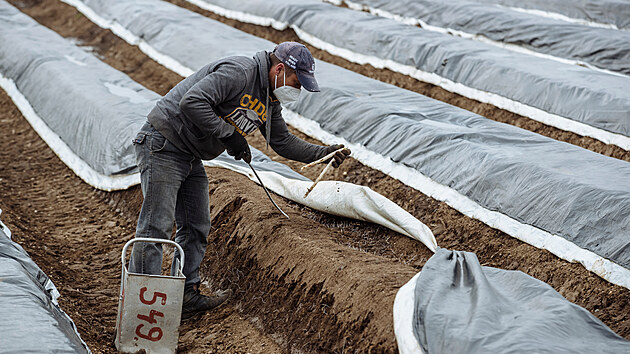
[181, 284, 232, 321]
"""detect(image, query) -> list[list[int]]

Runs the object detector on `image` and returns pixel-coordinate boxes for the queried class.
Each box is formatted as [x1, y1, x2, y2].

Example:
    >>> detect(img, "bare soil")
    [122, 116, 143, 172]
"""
[2, 0, 630, 352]
[0, 92, 286, 352]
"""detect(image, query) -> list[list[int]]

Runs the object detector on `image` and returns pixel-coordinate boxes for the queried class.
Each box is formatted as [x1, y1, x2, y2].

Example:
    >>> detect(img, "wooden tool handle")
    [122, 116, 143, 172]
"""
[304, 158, 335, 198]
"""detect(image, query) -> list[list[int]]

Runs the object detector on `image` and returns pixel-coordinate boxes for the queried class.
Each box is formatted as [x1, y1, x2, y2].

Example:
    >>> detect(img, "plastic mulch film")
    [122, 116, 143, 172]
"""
[393, 249, 630, 353]
[0, 219, 90, 353]
[188, 0, 630, 150]
[336, 0, 630, 75]
[296, 61, 630, 272]
[468, 0, 630, 30]
[0, 1, 158, 190]
[68, 0, 630, 286]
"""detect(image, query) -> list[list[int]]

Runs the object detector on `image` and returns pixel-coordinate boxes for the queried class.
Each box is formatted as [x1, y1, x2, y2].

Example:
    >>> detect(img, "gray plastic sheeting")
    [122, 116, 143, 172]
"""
[470, 0, 630, 30]
[342, 0, 630, 75]
[75, 0, 630, 272]
[80, 0, 266, 70]
[410, 248, 630, 353]
[0, 224, 89, 353]
[298, 62, 630, 269]
[215, 147, 310, 182]
[195, 0, 630, 139]
[0, 1, 158, 176]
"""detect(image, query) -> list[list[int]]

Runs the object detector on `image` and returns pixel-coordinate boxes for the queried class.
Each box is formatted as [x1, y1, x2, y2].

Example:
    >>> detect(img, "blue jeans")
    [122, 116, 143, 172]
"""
[129, 122, 210, 286]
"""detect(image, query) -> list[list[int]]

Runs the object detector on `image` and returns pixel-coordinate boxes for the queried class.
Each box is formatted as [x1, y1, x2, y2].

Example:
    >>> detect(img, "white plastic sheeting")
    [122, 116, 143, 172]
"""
[0, 74, 141, 191]
[207, 152, 437, 251]
[393, 272, 424, 354]
[0, 207, 11, 239]
[190, 0, 630, 150]
[65, 0, 630, 289]
[0, 2, 157, 180]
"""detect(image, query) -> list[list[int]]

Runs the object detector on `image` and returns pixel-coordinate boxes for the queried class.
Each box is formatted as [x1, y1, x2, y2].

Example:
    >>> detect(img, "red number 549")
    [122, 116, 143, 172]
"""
[135, 287, 167, 342]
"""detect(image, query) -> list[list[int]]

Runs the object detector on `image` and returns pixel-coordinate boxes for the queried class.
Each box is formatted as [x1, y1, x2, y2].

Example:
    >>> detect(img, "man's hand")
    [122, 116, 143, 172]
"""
[324, 144, 351, 168]
[219, 131, 252, 164]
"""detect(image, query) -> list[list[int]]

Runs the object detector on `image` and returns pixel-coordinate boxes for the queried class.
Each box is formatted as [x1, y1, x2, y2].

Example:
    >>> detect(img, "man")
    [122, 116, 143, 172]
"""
[130, 42, 351, 321]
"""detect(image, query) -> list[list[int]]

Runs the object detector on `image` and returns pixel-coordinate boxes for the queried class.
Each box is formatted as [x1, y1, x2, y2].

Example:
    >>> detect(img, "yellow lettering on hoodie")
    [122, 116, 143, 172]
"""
[240, 94, 251, 107]
[239, 93, 268, 121]
[248, 98, 259, 110]
[254, 102, 266, 116]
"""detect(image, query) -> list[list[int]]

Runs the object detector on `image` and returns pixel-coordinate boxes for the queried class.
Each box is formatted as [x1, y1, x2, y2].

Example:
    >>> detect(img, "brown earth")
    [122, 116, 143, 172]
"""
[0, 82, 424, 353]
[0, 93, 283, 352]
[3, 0, 630, 352]
[0, 95, 283, 353]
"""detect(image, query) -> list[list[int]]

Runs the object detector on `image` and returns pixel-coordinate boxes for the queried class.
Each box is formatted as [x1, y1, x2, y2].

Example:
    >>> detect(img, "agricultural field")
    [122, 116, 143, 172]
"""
[1, 0, 629, 352]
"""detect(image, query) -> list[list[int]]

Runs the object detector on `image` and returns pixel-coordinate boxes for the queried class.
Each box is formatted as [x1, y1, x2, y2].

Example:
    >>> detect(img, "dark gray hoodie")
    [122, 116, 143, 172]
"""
[147, 51, 327, 162]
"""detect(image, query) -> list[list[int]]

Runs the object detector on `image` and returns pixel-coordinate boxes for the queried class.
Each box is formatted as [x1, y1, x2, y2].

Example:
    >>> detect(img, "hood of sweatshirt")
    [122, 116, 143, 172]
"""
[254, 50, 271, 92]
[254, 50, 274, 147]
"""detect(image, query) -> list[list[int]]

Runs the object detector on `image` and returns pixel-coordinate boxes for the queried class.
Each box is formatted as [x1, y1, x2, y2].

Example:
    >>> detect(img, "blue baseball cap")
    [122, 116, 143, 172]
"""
[273, 42, 320, 92]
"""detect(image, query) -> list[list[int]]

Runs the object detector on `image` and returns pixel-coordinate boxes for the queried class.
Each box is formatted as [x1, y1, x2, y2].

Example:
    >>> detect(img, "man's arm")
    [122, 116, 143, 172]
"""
[261, 103, 330, 163]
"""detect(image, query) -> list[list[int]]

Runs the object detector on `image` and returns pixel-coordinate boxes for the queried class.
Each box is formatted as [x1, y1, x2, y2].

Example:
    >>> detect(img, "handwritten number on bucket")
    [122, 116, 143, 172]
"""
[135, 287, 166, 342]
[139, 286, 167, 306]
[135, 322, 163, 342]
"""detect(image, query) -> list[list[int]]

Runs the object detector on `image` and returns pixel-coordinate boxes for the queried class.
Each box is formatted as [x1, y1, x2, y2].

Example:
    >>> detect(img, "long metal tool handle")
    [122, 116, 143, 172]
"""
[247, 162, 290, 219]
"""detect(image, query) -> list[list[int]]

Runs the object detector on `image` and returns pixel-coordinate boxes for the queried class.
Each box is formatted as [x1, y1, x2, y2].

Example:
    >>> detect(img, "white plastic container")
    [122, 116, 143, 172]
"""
[115, 238, 185, 353]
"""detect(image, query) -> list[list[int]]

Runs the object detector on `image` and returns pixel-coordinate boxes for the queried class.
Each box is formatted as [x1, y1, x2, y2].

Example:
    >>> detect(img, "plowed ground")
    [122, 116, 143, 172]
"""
[1, 0, 629, 352]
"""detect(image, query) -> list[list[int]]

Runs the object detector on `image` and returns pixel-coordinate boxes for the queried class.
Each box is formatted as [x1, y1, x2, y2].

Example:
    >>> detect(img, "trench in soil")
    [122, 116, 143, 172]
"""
[2, 0, 630, 352]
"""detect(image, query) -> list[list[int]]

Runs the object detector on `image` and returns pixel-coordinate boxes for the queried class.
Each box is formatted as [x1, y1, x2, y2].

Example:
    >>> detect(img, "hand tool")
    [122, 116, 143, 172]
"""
[299, 147, 345, 171]
[301, 147, 345, 198]
[247, 162, 290, 219]
[303, 158, 334, 198]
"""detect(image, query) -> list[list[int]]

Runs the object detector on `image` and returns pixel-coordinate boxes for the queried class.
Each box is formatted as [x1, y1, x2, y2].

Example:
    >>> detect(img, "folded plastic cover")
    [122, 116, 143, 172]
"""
[76, 0, 630, 272]
[0, 223, 89, 353]
[197, 0, 630, 138]
[343, 0, 630, 75]
[209, 148, 438, 251]
[0, 1, 158, 176]
[397, 248, 630, 353]
[470, 0, 630, 30]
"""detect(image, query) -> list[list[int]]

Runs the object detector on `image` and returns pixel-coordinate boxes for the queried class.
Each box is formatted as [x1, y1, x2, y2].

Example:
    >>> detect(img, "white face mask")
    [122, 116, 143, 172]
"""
[273, 68, 301, 104]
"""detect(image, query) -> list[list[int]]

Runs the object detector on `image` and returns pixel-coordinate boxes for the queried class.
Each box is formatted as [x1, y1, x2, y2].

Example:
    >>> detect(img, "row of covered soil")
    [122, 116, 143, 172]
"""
[1, 0, 628, 352]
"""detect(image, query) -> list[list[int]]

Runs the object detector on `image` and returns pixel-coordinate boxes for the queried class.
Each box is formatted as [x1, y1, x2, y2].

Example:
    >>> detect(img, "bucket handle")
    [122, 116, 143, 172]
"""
[121, 238, 185, 275]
